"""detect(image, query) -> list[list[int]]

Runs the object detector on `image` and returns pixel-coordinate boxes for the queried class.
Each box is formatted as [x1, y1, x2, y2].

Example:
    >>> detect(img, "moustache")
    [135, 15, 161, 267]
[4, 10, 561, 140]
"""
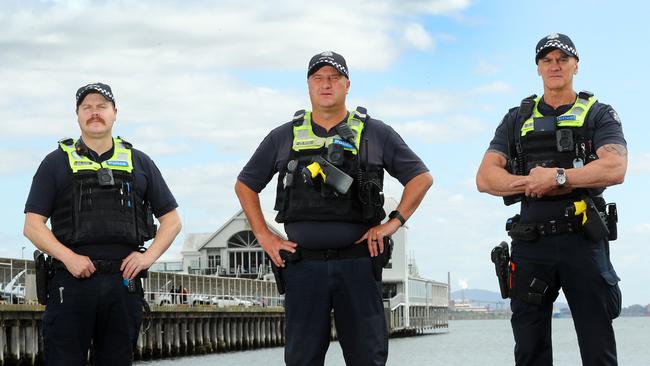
[86, 117, 105, 124]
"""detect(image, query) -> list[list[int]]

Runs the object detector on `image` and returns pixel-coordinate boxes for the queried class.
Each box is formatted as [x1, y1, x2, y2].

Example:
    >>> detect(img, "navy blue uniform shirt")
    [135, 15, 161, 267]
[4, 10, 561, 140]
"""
[25, 140, 178, 259]
[487, 96, 626, 222]
[238, 114, 428, 250]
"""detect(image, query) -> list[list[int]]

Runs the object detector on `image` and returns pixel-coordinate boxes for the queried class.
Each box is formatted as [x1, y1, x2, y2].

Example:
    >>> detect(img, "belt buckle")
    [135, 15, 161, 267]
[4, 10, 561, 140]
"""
[325, 249, 339, 260]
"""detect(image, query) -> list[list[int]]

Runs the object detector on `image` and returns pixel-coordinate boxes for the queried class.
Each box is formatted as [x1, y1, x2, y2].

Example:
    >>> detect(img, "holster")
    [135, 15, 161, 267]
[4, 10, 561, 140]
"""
[582, 197, 610, 242]
[507, 223, 539, 242]
[371, 237, 394, 282]
[270, 250, 300, 295]
[490, 242, 510, 299]
[34, 250, 52, 305]
[270, 261, 285, 295]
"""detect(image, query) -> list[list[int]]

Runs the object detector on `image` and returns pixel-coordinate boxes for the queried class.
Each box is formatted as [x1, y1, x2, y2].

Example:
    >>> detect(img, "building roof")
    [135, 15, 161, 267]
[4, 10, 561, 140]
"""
[181, 209, 286, 253]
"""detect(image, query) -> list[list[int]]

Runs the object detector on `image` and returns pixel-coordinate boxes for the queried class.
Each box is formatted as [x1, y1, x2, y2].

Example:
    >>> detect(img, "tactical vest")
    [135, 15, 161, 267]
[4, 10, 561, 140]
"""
[516, 91, 598, 174]
[274, 107, 386, 224]
[51, 137, 156, 248]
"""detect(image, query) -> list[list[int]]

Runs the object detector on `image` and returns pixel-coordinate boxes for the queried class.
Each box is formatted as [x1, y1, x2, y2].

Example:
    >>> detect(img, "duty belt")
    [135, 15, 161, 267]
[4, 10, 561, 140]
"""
[284, 244, 370, 262]
[53, 259, 123, 274]
[508, 218, 580, 242]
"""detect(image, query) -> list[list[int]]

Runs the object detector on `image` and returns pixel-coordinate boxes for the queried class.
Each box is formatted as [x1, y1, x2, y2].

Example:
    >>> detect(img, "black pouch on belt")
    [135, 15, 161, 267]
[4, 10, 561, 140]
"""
[34, 250, 51, 305]
[508, 223, 539, 242]
[583, 199, 610, 242]
[372, 237, 394, 282]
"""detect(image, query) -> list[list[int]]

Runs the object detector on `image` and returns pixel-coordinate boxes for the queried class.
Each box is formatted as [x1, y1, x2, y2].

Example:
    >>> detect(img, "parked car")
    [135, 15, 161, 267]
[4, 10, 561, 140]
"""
[210, 295, 253, 308]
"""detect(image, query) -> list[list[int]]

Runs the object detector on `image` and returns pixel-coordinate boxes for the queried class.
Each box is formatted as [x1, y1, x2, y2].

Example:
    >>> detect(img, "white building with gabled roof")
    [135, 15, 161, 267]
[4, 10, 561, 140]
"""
[180, 210, 286, 278]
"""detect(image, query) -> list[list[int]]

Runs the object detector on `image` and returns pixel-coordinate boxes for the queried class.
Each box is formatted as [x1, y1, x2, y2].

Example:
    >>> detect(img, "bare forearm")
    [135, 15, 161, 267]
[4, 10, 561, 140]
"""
[566, 144, 627, 189]
[144, 210, 181, 262]
[23, 214, 76, 261]
[235, 180, 273, 238]
[476, 151, 525, 196]
[395, 172, 433, 221]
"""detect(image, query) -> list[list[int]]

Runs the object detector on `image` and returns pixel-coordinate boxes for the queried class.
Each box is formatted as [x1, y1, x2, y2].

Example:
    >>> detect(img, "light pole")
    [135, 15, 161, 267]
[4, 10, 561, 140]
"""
[21, 246, 25, 259]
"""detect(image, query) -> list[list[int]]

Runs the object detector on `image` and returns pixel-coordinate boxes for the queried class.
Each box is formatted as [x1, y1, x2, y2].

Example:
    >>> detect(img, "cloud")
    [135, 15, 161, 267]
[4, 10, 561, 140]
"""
[474, 58, 500, 75]
[629, 222, 650, 235]
[471, 81, 512, 94]
[403, 23, 435, 50]
[391, 116, 486, 143]
[0, 0, 474, 153]
[398, 0, 472, 15]
[628, 152, 650, 174]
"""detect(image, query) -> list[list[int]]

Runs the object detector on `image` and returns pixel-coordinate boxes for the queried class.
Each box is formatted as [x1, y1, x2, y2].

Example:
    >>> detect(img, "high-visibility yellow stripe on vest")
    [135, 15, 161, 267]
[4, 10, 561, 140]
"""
[59, 138, 133, 173]
[520, 94, 597, 136]
[292, 109, 365, 154]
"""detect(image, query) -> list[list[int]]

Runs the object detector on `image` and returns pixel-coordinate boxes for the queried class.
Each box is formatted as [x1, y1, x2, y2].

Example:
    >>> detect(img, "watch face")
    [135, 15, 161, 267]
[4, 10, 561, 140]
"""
[556, 172, 567, 185]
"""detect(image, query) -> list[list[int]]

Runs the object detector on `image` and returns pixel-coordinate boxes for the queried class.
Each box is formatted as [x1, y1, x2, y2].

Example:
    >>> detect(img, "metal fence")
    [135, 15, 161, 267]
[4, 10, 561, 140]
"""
[0, 257, 283, 308]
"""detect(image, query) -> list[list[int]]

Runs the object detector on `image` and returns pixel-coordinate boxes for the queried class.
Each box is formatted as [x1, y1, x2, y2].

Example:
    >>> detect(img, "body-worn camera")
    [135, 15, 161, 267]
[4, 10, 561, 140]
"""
[556, 129, 574, 152]
[97, 168, 115, 186]
[327, 143, 344, 166]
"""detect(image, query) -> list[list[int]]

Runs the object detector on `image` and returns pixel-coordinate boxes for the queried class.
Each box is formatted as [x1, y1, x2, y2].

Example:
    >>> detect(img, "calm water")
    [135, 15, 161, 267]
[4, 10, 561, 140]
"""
[137, 317, 649, 365]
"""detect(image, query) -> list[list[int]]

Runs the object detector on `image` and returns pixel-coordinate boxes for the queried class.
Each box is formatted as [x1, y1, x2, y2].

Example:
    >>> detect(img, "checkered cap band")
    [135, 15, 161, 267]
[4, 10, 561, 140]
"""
[308, 51, 349, 78]
[76, 83, 115, 106]
[535, 33, 578, 63]
[537, 40, 578, 59]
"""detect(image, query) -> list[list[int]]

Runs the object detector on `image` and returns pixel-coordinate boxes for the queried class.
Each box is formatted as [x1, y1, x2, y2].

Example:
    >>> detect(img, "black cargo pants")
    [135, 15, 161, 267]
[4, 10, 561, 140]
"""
[43, 270, 143, 366]
[510, 233, 621, 366]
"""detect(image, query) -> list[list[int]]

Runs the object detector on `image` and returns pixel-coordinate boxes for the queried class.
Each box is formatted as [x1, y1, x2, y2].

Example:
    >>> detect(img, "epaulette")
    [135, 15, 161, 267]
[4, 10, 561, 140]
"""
[578, 90, 594, 100]
[292, 110, 306, 126]
[58, 137, 74, 146]
[352, 106, 368, 122]
[117, 136, 133, 149]
[519, 94, 537, 120]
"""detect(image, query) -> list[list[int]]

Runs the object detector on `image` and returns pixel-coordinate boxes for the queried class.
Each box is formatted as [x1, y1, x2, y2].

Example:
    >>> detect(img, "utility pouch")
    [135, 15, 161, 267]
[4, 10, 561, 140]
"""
[490, 241, 510, 299]
[270, 261, 285, 295]
[270, 250, 299, 295]
[583, 199, 610, 242]
[528, 277, 549, 305]
[358, 168, 385, 222]
[34, 250, 51, 305]
[606, 203, 618, 241]
[372, 237, 394, 282]
[508, 223, 539, 242]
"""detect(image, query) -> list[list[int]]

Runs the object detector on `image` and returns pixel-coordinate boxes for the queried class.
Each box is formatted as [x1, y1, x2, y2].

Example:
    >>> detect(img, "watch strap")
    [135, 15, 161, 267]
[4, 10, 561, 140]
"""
[389, 210, 406, 226]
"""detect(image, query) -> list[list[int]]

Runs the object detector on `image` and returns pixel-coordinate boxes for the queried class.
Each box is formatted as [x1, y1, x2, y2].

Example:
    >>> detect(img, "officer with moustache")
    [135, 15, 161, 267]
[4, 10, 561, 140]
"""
[24, 83, 181, 366]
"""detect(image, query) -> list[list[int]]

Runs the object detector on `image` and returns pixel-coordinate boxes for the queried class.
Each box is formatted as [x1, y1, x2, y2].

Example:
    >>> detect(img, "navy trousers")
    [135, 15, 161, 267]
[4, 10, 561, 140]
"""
[510, 233, 621, 366]
[283, 257, 388, 366]
[43, 270, 143, 366]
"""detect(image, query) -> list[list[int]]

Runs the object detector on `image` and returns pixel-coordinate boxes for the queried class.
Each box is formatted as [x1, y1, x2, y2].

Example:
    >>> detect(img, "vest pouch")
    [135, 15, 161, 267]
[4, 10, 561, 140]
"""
[533, 116, 556, 133]
[358, 168, 385, 223]
[136, 200, 157, 243]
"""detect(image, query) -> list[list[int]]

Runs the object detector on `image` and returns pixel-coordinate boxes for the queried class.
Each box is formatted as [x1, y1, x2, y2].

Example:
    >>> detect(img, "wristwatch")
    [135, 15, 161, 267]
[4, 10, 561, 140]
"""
[555, 168, 567, 188]
[389, 210, 406, 226]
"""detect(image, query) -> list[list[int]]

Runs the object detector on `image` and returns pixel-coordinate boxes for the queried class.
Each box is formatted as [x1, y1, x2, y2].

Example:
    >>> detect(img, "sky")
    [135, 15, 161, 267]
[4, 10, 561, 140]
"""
[1, 0, 649, 306]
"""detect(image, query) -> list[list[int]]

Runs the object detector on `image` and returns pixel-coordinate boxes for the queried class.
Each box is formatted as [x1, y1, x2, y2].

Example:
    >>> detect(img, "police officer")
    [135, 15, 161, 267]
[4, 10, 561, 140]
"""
[23, 83, 181, 366]
[476, 34, 627, 365]
[235, 51, 432, 366]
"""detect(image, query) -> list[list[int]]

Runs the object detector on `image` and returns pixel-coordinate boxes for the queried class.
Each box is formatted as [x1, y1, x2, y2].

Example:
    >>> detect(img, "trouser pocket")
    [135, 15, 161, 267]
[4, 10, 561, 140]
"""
[600, 269, 622, 319]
